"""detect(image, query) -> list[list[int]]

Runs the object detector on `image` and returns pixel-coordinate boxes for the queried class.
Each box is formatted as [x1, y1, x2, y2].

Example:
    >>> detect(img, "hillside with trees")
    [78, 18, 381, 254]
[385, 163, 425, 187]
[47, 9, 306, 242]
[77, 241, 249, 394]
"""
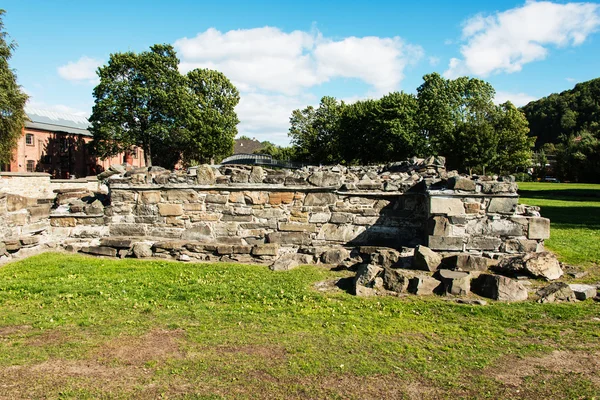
[521, 78, 600, 182]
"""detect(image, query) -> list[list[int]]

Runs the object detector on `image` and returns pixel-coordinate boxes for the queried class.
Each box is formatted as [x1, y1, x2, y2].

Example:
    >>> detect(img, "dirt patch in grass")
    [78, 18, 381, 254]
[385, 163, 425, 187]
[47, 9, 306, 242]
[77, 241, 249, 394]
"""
[487, 350, 600, 386]
[93, 328, 185, 366]
[213, 344, 289, 360]
[0, 325, 32, 337]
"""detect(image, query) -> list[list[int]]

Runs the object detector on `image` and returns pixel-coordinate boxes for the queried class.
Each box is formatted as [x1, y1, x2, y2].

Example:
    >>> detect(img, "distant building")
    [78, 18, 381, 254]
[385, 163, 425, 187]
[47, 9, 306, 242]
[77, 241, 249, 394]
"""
[233, 138, 264, 155]
[3, 108, 144, 178]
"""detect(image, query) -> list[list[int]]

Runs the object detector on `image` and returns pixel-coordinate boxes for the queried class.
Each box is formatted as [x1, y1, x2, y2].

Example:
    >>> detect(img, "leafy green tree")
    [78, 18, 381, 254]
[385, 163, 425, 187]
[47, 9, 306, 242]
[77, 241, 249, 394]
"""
[90, 44, 185, 167]
[490, 102, 535, 174]
[0, 9, 28, 165]
[181, 68, 240, 165]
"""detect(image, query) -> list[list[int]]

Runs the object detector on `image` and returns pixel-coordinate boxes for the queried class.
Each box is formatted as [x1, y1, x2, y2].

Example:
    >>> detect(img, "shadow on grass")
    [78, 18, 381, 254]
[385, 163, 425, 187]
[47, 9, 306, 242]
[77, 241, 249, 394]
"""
[530, 205, 600, 230]
[518, 188, 600, 202]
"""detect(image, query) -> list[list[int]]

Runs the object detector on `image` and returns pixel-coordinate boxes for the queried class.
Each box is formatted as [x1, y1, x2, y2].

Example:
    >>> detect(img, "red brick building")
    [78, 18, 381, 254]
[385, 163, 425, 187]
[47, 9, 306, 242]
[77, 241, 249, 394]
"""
[4, 108, 144, 178]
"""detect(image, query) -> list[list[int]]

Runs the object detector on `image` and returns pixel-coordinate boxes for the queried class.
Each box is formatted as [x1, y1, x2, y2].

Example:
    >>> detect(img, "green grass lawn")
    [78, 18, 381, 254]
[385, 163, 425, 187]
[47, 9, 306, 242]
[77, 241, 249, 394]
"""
[0, 183, 599, 399]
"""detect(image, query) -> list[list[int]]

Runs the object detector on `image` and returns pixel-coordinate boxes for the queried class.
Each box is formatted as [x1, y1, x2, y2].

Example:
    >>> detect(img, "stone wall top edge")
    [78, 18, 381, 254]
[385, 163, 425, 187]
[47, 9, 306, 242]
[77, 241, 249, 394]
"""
[428, 191, 519, 198]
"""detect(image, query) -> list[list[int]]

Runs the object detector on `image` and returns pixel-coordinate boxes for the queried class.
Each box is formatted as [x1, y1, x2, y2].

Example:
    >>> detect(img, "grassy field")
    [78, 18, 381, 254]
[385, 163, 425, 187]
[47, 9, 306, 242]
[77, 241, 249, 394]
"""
[0, 183, 598, 399]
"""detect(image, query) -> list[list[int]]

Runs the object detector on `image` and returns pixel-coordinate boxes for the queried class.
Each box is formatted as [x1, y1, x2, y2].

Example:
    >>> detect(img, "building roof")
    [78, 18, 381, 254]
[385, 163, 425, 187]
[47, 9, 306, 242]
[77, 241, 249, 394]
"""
[24, 107, 92, 136]
[234, 138, 264, 155]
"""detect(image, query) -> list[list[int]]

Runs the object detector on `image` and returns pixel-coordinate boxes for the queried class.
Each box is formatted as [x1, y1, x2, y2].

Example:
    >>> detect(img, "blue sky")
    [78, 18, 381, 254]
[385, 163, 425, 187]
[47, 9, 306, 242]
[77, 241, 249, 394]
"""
[4, 0, 600, 144]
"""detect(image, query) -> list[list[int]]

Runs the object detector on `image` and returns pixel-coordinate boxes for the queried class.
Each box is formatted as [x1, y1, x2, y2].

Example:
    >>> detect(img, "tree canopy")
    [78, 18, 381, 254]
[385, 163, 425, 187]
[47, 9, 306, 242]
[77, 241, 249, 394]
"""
[0, 9, 28, 165]
[89, 44, 239, 168]
[287, 73, 534, 174]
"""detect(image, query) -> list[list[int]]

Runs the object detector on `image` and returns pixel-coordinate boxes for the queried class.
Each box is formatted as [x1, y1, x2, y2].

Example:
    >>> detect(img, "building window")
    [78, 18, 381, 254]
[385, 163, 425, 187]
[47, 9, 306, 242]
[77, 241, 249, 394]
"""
[26, 160, 35, 172]
[132, 148, 138, 159]
[25, 134, 34, 146]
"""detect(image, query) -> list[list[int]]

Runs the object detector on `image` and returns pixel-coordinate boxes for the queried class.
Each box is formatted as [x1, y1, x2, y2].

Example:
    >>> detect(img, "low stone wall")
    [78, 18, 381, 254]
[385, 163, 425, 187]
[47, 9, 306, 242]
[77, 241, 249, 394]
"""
[0, 172, 102, 201]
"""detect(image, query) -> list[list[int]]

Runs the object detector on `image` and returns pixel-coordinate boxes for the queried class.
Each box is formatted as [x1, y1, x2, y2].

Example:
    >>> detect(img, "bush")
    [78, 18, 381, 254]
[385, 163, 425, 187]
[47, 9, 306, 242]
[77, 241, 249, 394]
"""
[514, 172, 533, 182]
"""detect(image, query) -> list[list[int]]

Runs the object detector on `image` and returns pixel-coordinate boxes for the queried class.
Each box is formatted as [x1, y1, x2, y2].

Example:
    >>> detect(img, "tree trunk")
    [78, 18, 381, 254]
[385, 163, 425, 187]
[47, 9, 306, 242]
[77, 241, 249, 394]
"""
[144, 142, 152, 167]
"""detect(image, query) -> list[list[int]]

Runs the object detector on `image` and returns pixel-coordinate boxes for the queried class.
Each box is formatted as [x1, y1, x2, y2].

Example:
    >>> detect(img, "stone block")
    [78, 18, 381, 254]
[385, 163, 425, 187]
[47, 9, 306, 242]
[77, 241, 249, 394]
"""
[448, 176, 476, 191]
[244, 191, 269, 205]
[28, 204, 52, 221]
[181, 224, 213, 241]
[148, 227, 184, 239]
[100, 238, 133, 248]
[270, 253, 314, 271]
[232, 245, 252, 254]
[466, 237, 502, 251]
[20, 236, 40, 246]
[427, 216, 450, 236]
[158, 204, 183, 216]
[330, 213, 353, 224]
[4, 240, 21, 252]
[231, 172, 249, 183]
[111, 190, 136, 203]
[569, 284, 597, 300]
[307, 171, 342, 187]
[267, 232, 312, 245]
[205, 194, 228, 204]
[309, 212, 330, 223]
[528, 217, 550, 240]
[139, 191, 161, 204]
[195, 165, 216, 185]
[427, 235, 464, 251]
[321, 248, 350, 265]
[278, 222, 317, 233]
[304, 192, 337, 207]
[221, 214, 253, 222]
[317, 224, 366, 242]
[444, 253, 489, 272]
[216, 245, 234, 255]
[354, 216, 379, 226]
[408, 276, 441, 296]
[7, 194, 37, 212]
[438, 269, 471, 295]
[471, 274, 528, 301]
[488, 219, 524, 236]
[487, 197, 518, 214]
[228, 192, 246, 204]
[50, 217, 77, 227]
[284, 176, 309, 186]
[269, 192, 294, 205]
[429, 197, 465, 216]
[249, 166, 264, 183]
[414, 245, 442, 271]
[251, 243, 279, 256]
[163, 190, 200, 203]
[463, 202, 480, 214]
[536, 282, 576, 303]
[183, 203, 205, 212]
[110, 223, 147, 236]
[85, 246, 118, 257]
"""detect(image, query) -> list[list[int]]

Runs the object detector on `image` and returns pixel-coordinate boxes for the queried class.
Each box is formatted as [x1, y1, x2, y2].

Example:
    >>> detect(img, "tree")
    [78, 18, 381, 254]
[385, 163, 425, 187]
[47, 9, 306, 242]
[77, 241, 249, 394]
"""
[90, 45, 239, 168]
[491, 102, 535, 174]
[181, 68, 240, 165]
[0, 9, 28, 165]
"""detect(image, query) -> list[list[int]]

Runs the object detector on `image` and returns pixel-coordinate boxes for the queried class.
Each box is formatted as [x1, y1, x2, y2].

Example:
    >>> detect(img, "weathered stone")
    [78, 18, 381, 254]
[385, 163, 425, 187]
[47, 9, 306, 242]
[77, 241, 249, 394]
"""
[321, 248, 350, 265]
[428, 216, 450, 236]
[427, 236, 464, 251]
[148, 227, 184, 239]
[7, 194, 37, 212]
[181, 224, 213, 241]
[466, 237, 501, 251]
[110, 190, 136, 203]
[163, 190, 199, 203]
[139, 191, 161, 204]
[100, 238, 133, 248]
[472, 274, 528, 301]
[382, 267, 414, 293]
[4, 240, 21, 252]
[429, 197, 465, 216]
[50, 217, 77, 227]
[353, 264, 383, 296]
[528, 217, 550, 240]
[278, 222, 317, 233]
[284, 176, 309, 186]
[317, 224, 366, 242]
[304, 192, 337, 207]
[488, 219, 523, 236]
[267, 232, 312, 245]
[480, 182, 518, 194]
[132, 242, 153, 258]
[110, 223, 147, 236]
[158, 204, 183, 216]
[205, 194, 228, 204]
[264, 174, 286, 184]
[85, 246, 118, 257]
[488, 197, 518, 214]
[568, 284, 597, 300]
[448, 176, 476, 191]
[19, 236, 40, 246]
[536, 282, 576, 303]
[498, 251, 563, 280]
[231, 172, 249, 183]
[354, 216, 379, 225]
[270, 253, 313, 271]
[251, 243, 279, 256]
[178, 254, 191, 261]
[444, 253, 489, 272]
[269, 192, 294, 205]
[329, 213, 353, 224]
[370, 248, 401, 268]
[307, 171, 342, 187]
[463, 202, 480, 214]
[502, 238, 538, 253]
[28, 204, 52, 221]
[232, 245, 252, 254]
[249, 166, 264, 183]
[85, 200, 104, 215]
[216, 245, 234, 255]
[408, 276, 441, 295]
[153, 240, 186, 251]
[221, 214, 252, 222]
[438, 269, 471, 295]
[414, 245, 442, 271]
[244, 191, 269, 205]
[195, 165, 216, 185]
[309, 212, 330, 223]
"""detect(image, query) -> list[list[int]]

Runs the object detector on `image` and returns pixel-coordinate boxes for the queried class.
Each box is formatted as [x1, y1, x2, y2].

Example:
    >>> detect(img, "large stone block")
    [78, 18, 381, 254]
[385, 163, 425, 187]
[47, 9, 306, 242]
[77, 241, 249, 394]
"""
[85, 246, 118, 257]
[251, 243, 279, 256]
[7, 194, 37, 212]
[244, 191, 269, 205]
[268, 192, 294, 205]
[316, 224, 366, 242]
[429, 197, 465, 216]
[195, 165, 216, 185]
[148, 227, 184, 239]
[181, 224, 213, 241]
[466, 237, 502, 251]
[414, 245, 442, 271]
[307, 171, 342, 187]
[139, 191, 161, 204]
[267, 232, 312, 245]
[100, 238, 133, 248]
[448, 176, 476, 191]
[488, 219, 524, 236]
[111, 190, 136, 203]
[427, 235, 464, 251]
[330, 213, 353, 224]
[28, 204, 52, 222]
[158, 203, 183, 216]
[110, 223, 147, 236]
[472, 274, 528, 301]
[205, 194, 228, 204]
[438, 269, 471, 295]
[427, 216, 450, 236]
[487, 197, 518, 214]
[278, 222, 317, 233]
[50, 216, 77, 227]
[445, 253, 489, 272]
[309, 212, 330, 223]
[304, 192, 337, 207]
[528, 217, 550, 240]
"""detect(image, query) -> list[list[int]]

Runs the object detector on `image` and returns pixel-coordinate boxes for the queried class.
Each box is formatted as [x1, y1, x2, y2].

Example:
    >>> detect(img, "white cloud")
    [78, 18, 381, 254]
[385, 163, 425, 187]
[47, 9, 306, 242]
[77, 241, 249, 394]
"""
[428, 56, 440, 66]
[57, 56, 103, 84]
[26, 98, 90, 117]
[175, 26, 422, 143]
[445, 1, 600, 78]
[494, 91, 538, 107]
[566, 77, 576, 83]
